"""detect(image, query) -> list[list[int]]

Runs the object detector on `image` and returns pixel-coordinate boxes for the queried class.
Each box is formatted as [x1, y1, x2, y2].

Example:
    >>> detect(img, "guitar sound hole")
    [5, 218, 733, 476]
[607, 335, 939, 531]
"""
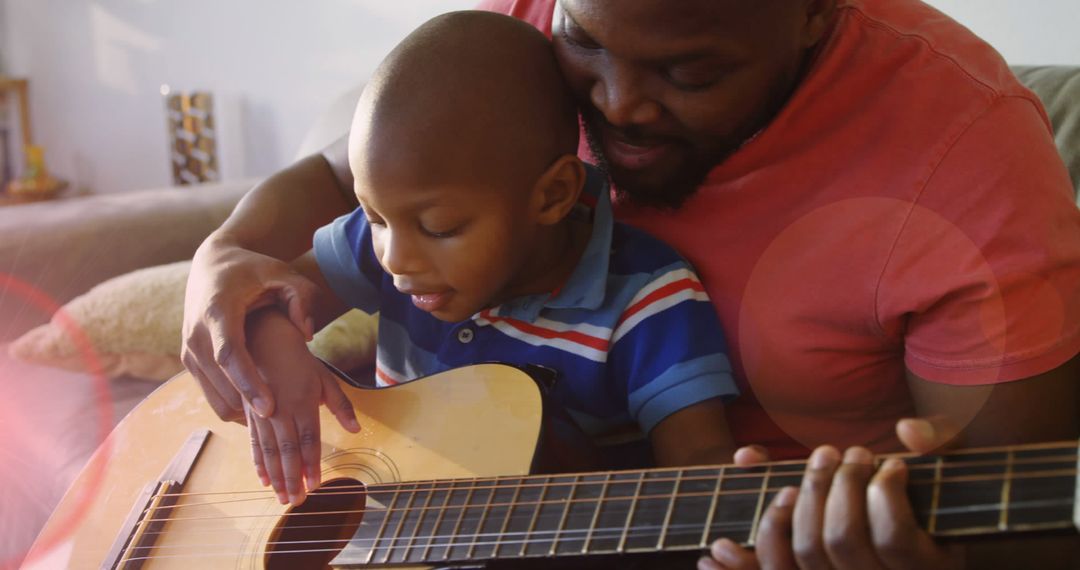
[265, 478, 366, 569]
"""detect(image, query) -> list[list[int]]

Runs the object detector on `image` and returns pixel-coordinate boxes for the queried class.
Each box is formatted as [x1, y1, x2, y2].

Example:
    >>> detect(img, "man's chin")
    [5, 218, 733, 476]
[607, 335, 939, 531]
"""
[584, 124, 709, 210]
[608, 165, 709, 211]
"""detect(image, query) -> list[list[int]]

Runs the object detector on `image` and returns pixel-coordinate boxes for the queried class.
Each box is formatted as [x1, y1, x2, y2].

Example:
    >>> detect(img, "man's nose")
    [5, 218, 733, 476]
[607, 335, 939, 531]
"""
[590, 58, 662, 127]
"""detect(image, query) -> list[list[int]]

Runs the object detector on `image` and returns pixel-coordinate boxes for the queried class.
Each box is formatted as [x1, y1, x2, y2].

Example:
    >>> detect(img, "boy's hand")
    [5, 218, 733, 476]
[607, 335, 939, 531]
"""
[182, 233, 319, 422]
[245, 308, 360, 505]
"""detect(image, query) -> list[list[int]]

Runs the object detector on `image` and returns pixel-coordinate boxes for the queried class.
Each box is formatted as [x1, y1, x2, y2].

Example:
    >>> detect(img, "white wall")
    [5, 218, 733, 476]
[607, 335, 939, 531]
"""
[925, 0, 1080, 66]
[1, 1, 1078, 194]
[1, 0, 473, 194]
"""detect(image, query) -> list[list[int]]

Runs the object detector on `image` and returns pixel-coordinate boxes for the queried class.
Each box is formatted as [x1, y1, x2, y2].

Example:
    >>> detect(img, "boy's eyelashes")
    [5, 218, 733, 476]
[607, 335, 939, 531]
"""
[365, 212, 464, 240]
[419, 222, 465, 239]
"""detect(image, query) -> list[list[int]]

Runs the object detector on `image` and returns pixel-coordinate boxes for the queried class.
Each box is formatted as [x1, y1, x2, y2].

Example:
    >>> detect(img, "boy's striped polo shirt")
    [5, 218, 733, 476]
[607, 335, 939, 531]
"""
[314, 165, 737, 459]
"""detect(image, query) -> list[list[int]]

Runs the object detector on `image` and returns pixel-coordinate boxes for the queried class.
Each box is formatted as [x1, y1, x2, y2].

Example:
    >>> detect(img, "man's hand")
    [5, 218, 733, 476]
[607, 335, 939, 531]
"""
[244, 308, 360, 505]
[699, 419, 964, 570]
[181, 232, 320, 422]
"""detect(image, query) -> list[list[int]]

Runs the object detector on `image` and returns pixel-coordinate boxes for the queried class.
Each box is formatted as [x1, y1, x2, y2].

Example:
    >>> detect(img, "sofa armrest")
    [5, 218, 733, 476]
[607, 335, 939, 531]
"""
[0, 179, 257, 341]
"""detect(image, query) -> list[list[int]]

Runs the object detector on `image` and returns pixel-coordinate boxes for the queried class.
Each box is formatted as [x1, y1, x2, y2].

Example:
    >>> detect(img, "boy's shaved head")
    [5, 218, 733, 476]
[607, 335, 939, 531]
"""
[350, 11, 579, 191]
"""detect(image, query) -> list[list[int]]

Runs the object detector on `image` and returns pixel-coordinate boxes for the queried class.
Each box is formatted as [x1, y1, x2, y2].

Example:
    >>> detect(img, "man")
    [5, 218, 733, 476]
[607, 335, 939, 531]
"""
[182, 0, 1080, 567]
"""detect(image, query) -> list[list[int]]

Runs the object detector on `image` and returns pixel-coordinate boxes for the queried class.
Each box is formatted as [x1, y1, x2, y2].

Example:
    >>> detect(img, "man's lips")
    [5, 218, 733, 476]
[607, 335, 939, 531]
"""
[600, 131, 676, 171]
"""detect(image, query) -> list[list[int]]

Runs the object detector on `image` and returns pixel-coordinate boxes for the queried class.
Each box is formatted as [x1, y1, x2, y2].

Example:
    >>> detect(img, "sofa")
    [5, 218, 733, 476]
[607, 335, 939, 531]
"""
[1, 68, 1077, 566]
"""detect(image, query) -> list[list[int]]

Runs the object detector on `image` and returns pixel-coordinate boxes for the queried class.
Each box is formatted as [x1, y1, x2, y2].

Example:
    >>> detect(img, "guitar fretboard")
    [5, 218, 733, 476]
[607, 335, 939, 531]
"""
[331, 441, 1078, 567]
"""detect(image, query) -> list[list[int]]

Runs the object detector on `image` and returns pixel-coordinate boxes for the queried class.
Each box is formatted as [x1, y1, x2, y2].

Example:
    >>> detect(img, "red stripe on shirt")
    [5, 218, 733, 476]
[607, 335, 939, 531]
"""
[617, 278, 705, 328]
[481, 310, 609, 352]
[375, 365, 400, 386]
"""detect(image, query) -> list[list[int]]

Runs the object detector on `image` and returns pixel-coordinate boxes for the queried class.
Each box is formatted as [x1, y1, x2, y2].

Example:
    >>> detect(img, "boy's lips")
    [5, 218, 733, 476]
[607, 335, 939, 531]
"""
[409, 291, 452, 313]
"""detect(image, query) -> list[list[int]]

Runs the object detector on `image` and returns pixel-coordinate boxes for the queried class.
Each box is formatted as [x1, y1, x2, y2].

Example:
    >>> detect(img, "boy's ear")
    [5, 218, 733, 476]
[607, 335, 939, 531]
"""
[531, 155, 586, 225]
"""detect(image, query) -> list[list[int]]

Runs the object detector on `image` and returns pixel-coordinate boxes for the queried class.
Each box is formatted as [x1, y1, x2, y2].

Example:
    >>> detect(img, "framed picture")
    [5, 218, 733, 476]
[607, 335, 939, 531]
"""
[0, 77, 32, 189]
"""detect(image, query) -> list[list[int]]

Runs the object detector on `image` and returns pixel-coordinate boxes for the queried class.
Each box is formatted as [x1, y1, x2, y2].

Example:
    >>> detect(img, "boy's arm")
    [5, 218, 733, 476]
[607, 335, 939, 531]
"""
[244, 304, 360, 507]
[289, 249, 350, 332]
[611, 264, 740, 468]
[650, 397, 735, 467]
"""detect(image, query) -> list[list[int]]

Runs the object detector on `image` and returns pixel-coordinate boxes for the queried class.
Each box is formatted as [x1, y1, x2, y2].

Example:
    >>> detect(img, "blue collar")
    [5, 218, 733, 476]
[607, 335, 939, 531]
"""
[488, 164, 613, 323]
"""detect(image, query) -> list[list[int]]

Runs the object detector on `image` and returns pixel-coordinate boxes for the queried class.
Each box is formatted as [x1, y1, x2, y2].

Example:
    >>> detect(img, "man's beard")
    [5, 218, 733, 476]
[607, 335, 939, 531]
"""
[583, 119, 720, 211]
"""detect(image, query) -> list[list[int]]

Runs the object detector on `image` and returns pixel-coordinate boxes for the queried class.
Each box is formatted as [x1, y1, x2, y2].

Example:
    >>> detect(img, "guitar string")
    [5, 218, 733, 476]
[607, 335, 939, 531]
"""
[128, 467, 1078, 536]
[136, 465, 1079, 522]
[151, 451, 1079, 502]
[123, 495, 1076, 554]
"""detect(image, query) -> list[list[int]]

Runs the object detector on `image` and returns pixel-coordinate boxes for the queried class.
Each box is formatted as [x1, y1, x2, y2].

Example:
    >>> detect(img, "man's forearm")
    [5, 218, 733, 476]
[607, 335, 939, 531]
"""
[218, 143, 356, 260]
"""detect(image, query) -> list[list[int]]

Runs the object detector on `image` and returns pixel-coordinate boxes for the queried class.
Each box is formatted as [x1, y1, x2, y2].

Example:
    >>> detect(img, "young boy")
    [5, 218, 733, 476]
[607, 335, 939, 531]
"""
[241, 10, 738, 506]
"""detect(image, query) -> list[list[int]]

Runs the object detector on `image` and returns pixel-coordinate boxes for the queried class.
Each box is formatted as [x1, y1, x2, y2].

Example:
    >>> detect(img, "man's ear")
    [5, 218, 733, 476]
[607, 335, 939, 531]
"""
[531, 155, 586, 225]
[801, 0, 837, 49]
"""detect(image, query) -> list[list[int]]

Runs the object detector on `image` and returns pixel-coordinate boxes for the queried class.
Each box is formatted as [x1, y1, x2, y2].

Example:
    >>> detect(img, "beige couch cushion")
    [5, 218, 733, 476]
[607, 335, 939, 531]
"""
[9, 260, 378, 381]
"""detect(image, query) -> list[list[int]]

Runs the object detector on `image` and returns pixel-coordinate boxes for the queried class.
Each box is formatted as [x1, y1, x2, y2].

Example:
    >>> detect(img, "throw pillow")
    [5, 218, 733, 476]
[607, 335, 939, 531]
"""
[8, 260, 379, 381]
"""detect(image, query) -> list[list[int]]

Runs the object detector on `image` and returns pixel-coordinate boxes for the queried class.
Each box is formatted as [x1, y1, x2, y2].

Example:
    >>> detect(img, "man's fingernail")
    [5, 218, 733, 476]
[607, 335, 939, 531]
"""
[252, 397, 270, 417]
[774, 486, 797, 508]
[843, 447, 873, 465]
[913, 419, 936, 441]
[882, 457, 906, 472]
[276, 491, 288, 504]
[712, 538, 741, 565]
[810, 446, 840, 469]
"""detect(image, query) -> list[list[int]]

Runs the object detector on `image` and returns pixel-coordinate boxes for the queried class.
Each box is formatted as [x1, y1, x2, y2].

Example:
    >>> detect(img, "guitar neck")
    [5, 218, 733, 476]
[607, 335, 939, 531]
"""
[332, 440, 1080, 567]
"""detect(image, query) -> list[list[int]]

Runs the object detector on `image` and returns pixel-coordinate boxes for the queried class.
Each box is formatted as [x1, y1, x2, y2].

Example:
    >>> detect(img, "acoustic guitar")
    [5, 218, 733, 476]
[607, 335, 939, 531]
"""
[24, 364, 1079, 569]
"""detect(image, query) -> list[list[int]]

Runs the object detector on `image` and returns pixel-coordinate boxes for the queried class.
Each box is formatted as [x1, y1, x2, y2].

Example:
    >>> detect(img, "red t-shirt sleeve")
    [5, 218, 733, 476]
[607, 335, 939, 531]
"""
[473, 0, 553, 36]
[878, 95, 1080, 385]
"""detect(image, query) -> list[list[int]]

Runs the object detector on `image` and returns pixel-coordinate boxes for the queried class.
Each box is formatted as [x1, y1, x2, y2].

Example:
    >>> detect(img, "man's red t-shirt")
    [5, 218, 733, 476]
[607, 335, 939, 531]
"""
[478, 0, 1080, 457]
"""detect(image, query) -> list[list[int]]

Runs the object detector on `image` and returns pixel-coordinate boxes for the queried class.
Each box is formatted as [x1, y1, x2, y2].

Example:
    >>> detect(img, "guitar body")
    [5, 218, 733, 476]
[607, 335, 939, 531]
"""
[25, 364, 544, 570]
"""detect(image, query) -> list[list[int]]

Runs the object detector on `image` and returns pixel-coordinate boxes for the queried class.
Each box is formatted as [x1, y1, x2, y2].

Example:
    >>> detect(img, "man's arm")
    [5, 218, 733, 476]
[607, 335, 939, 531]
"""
[182, 136, 357, 421]
[219, 135, 356, 257]
[703, 355, 1079, 570]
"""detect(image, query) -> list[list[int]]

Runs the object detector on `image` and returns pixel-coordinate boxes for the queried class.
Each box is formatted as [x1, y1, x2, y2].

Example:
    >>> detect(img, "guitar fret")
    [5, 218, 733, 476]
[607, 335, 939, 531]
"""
[364, 486, 403, 565]
[382, 483, 421, 564]
[466, 478, 500, 560]
[552, 472, 604, 557]
[397, 481, 436, 564]
[492, 478, 525, 558]
[616, 471, 646, 553]
[519, 475, 551, 558]
[699, 466, 725, 548]
[928, 456, 944, 533]
[421, 481, 460, 561]
[934, 451, 1009, 532]
[1002, 445, 1076, 530]
[407, 481, 447, 564]
[428, 480, 472, 562]
[747, 465, 772, 547]
[523, 475, 576, 557]
[447, 478, 488, 562]
[656, 469, 682, 549]
[663, 467, 730, 549]
[549, 475, 580, 556]
[998, 450, 1014, 531]
[582, 473, 611, 554]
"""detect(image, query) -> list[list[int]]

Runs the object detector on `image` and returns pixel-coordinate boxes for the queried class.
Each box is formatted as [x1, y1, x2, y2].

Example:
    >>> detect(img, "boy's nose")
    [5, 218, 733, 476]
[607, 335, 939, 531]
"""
[378, 233, 423, 276]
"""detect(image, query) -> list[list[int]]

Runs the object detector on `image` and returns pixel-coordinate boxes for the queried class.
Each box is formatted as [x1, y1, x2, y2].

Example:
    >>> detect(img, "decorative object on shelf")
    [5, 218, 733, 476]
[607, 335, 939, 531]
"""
[0, 77, 32, 192]
[6, 144, 68, 200]
[162, 85, 219, 185]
